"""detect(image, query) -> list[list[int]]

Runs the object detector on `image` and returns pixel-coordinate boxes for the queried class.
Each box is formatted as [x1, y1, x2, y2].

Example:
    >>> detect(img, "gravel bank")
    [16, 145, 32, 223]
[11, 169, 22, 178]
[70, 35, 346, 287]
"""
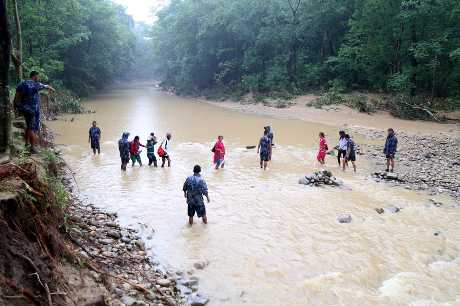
[355, 129, 460, 198]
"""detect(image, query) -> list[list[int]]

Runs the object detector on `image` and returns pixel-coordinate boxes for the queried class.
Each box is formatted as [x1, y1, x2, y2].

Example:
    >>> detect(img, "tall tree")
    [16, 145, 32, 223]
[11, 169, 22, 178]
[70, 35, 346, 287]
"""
[0, 0, 11, 154]
[11, 0, 23, 82]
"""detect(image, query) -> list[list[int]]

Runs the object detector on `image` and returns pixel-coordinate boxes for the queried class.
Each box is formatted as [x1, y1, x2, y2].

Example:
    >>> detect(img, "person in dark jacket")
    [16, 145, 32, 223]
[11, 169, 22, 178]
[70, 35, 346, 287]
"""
[183, 165, 210, 225]
[118, 132, 130, 171]
[88, 121, 101, 155]
[383, 128, 398, 172]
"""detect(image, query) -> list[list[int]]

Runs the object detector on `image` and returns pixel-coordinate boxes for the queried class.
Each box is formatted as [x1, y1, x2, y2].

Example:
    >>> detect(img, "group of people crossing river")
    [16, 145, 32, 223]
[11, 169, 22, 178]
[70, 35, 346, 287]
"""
[87, 120, 399, 225]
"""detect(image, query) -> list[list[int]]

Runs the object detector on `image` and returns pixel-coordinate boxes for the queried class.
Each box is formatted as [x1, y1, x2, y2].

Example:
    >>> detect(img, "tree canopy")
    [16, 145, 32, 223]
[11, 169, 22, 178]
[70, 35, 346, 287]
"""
[151, 0, 460, 100]
[9, 0, 142, 96]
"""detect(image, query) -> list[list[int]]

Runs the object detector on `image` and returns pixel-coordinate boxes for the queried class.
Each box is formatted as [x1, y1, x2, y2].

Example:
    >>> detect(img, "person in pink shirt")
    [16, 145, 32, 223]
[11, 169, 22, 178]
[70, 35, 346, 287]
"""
[317, 132, 328, 165]
[212, 135, 226, 170]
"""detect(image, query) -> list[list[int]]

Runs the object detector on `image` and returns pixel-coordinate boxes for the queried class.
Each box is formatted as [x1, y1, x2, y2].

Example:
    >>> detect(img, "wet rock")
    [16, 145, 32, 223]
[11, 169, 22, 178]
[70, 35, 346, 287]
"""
[193, 261, 209, 270]
[385, 206, 401, 213]
[299, 170, 342, 187]
[135, 240, 146, 251]
[180, 278, 199, 287]
[337, 214, 352, 223]
[121, 296, 137, 306]
[121, 236, 132, 244]
[157, 278, 172, 287]
[99, 238, 114, 245]
[107, 230, 122, 239]
[188, 293, 209, 306]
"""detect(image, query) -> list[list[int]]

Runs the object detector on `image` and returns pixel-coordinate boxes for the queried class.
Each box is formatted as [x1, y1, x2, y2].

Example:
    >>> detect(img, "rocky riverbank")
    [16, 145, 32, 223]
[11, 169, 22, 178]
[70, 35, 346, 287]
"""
[355, 128, 460, 198]
[64, 167, 209, 306]
[1, 117, 210, 305]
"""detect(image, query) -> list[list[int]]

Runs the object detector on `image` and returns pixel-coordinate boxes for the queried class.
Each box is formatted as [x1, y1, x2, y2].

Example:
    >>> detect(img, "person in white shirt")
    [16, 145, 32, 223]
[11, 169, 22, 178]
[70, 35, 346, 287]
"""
[159, 132, 172, 168]
[335, 130, 348, 170]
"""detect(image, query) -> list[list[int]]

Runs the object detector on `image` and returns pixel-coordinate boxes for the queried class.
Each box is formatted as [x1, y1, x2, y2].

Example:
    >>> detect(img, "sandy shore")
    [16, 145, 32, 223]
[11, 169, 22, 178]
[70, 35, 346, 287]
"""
[202, 96, 459, 136]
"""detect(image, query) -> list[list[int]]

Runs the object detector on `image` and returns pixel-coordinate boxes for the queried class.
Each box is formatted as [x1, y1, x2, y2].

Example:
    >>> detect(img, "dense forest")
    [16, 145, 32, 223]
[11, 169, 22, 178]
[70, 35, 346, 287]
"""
[152, 0, 460, 106]
[7, 0, 145, 96]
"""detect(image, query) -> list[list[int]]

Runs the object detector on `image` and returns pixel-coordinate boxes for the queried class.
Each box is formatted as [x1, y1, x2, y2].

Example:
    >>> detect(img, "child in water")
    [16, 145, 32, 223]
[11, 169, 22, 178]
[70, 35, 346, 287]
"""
[130, 136, 145, 167]
[317, 132, 328, 165]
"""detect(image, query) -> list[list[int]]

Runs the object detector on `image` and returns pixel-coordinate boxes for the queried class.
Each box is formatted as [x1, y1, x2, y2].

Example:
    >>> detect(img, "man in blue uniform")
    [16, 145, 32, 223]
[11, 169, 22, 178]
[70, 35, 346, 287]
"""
[14, 71, 55, 153]
[183, 165, 210, 225]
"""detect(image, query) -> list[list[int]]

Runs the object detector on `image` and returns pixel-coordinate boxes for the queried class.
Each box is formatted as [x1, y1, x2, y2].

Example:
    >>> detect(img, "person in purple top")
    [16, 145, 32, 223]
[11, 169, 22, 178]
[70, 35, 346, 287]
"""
[14, 71, 55, 153]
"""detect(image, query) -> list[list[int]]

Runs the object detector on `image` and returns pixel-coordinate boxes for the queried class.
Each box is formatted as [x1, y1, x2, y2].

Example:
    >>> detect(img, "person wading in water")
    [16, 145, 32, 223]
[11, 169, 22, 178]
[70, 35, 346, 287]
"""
[335, 130, 348, 170]
[130, 136, 145, 167]
[88, 121, 101, 155]
[14, 71, 55, 154]
[212, 135, 225, 170]
[158, 132, 172, 168]
[317, 132, 328, 165]
[183, 165, 210, 225]
[118, 132, 130, 171]
[257, 129, 272, 170]
[146, 132, 158, 167]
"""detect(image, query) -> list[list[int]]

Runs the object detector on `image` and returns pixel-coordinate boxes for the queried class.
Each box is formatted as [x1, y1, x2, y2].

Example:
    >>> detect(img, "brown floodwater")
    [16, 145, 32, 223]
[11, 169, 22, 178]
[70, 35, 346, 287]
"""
[48, 83, 460, 306]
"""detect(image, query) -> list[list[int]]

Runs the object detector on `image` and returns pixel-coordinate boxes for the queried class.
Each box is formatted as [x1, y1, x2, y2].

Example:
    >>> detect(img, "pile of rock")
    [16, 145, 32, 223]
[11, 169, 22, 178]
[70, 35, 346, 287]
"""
[373, 171, 402, 181]
[299, 170, 343, 187]
[67, 197, 209, 306]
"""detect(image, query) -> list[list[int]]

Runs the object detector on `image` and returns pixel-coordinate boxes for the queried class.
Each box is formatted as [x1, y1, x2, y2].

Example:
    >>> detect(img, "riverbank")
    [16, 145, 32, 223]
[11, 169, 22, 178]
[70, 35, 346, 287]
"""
[201, 97, 460, 198]
[0, 119, 208, 306]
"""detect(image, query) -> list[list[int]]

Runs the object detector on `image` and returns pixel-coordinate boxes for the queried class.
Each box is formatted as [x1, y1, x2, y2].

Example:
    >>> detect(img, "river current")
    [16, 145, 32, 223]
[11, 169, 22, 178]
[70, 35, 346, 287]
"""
[48, 83, 460, 306]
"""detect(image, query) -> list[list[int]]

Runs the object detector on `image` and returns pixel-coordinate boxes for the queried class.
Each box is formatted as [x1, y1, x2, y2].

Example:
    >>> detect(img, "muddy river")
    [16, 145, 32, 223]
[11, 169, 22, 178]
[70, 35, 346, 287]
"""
[48, 83, 460, 306]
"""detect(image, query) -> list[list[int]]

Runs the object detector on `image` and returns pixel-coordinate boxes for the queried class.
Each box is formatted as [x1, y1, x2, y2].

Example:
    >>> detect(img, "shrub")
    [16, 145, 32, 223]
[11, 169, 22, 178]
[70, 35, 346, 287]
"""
[346, 95, 375, 113]
[310, 90, 344, 108]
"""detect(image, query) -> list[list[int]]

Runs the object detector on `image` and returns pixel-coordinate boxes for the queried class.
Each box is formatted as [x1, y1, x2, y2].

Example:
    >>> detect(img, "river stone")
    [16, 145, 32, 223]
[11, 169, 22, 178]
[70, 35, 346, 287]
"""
[107, 230, 122, 239]
[188, 294, 209, 306]
[385, 206, 400, 213]
[99, 238, 113, 245]
[121, 296, 137, 306]
[157, 278, 172, 287]
[337, 214, 352, 223]
[135, 240, 146, 251]
[193, 261, 208, 270]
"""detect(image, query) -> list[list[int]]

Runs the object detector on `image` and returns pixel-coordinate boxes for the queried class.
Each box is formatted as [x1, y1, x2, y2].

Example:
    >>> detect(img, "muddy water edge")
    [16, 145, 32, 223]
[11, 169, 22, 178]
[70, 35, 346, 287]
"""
[48, 83, 460, 306]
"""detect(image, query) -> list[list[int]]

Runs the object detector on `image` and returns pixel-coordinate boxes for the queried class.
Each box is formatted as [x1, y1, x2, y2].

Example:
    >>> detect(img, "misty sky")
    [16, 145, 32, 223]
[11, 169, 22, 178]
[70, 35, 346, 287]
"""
[114, 0, 168, 23]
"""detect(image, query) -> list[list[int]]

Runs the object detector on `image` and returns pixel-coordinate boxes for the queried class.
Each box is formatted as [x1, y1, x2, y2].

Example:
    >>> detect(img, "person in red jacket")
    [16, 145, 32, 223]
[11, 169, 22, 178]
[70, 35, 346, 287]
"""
[130, 136, 145, 167]
[212, 135, 226, 170]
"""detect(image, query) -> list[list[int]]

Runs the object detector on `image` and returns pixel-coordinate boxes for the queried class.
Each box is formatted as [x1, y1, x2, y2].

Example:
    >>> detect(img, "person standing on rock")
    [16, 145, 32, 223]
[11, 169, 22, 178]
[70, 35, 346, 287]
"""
[257, 129, 272, 170]
[158, 133, 172, 168]
[317, 132, 328, 165]
[183, 165, 210, 225]
[14, 71, 55, 154]
[344, 134, 357, 172]
[384, 128, 398, 172]
[88, 121, 101, 155]
[335, 130, 348, 170]
[146, 132, 158, 167]
[212, 135, 225, 170]
[118, 132, 130, 171]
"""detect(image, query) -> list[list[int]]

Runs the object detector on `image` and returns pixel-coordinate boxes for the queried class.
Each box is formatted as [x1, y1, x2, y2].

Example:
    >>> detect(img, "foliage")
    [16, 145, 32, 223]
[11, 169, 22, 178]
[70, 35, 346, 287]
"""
[310, 90, 344, 109]
[39, 149, 57, 164]
[151, 0, 460, 112]
[9, 0, 140, 96]
[345, 95, 375, 113]
[43, 175, 70, 209]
